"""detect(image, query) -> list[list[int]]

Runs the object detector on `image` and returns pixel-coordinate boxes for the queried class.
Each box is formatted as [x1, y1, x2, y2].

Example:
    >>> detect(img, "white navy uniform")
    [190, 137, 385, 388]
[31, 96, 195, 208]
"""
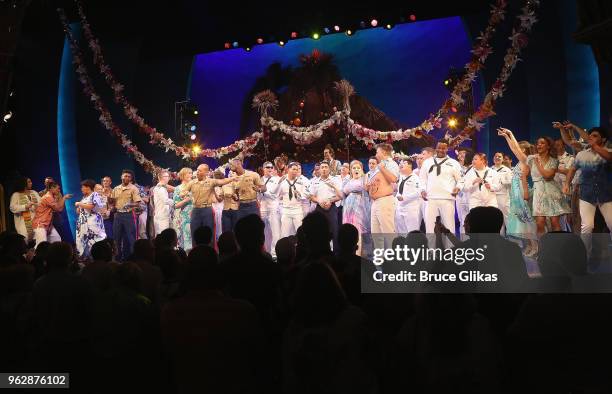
[492, 165, 512, 226]
[456, 164, 471, 234]
[298, 175, 312, 217]
[259, 175, 281, 257]
[419, 156, 463, 234]
[152, 184, 172, 236]
[277, 176, 309, 237]
[462, 166, 501, 209]
[395, 173, 422, 234]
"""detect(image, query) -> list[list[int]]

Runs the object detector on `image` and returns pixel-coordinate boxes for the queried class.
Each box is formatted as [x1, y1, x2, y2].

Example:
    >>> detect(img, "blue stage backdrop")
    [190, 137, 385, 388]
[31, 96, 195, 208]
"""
[189, 17, 474, 163]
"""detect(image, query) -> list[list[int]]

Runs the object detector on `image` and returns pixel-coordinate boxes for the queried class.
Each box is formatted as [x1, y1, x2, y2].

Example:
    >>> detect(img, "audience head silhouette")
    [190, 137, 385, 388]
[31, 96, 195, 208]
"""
[91, 240, 113, 262]
[234, 214, 265, 252]
[46, 242, 73, 271]
[193, 226, 213, 247]
[466, 206, 504, 233]
[539, 231, 588, 276]
[186, 245, 221, 290]
[301, 212, 332, 255]
[338, 223, 359, 255]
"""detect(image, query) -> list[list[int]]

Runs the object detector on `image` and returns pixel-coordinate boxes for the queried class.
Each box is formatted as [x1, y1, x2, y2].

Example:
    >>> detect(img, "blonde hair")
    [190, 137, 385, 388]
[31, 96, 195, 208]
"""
[349, 160, 364, 177]
[518, 141, 533, 156]
[177, 167, 193, 181]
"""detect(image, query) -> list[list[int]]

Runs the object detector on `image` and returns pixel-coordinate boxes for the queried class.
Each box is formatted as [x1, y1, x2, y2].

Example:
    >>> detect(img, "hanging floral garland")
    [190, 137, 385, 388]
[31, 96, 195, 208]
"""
[448, 0, 539, 147]
[58, 8, 169, 176]
[75, 0, 261, 160]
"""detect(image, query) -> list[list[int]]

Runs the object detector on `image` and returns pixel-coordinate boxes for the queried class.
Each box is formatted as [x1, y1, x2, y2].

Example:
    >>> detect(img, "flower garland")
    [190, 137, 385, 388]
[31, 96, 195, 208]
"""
[448, 0, 539, 147]
[261, 111, 347, 145]
[58, 8, 169, 176]
[75, 0, 260, 160]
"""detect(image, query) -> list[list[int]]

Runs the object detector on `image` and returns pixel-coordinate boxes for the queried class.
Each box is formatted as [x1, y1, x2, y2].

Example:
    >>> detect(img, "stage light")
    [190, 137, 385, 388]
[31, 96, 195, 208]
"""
[245, 47, 251, 51]
[2, 111, 12, 123]
[291, 31, 298, 38]
[324, 27, 330, 34]
[192, 145, 202, 155]
[312, 33, 320, 40]
[334, 25, 340, 31]
[346, 30, 353, 36]
[444, 79, 450, 86]
[279, 41, 285, 46]
[410, 14, 417, 21]
[385, 24, 392, 29]
[190, 125, 197, 132]
[371, 19, 378, 27]
[224, 42, 231, 49]
[232, 41, 239, 48]
[193, 110, 198, 115]
[190, 133, 197, 141]
[448, 118, 458, 128]
[256, 38, 264, 44]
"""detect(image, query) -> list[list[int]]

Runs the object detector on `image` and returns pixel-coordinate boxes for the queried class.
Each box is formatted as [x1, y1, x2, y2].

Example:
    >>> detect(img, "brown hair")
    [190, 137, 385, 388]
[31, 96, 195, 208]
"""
[376, 143, 393, 154]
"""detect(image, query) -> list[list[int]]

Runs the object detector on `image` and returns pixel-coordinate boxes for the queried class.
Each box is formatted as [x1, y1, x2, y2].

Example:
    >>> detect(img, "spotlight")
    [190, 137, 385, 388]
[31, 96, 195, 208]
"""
[245, 47, 251, 51]
[192, 144, 202, 155]
[232, 41, 239, 48]
[370, 19, 378, 27]
[2, 111, 12, 123]
[279, 41, 285, 46]
[193, 110, 198, 115]
[256, 38, 264, 44]
[224, 42, 231, 49]
[190, 133, 197, 141]
[410, 14, 417, 21]
[324, 27, 330, 34]
[190, 125, 197, 132]
[448, 118, 457, 128]
[334, 25, 340, 31]
[346, 30, 353, 36]
[291, 31, 298, 38]
[385, 24, 392, 29]
[312, 33, 320, 40]
[444, 79, 450, 86]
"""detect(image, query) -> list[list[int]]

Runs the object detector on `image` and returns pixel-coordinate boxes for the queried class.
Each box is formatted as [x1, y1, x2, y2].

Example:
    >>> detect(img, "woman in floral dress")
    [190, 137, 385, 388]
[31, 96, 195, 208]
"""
[75, 179, 107, 258]
[172, 167, 194, 251]
[342, 160, 368, 255]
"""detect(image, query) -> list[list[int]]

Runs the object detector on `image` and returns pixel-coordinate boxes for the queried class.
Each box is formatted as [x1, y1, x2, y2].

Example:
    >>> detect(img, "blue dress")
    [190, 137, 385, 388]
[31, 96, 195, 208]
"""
[76, 192, 107, 258]
[506, 164, 537, 240]
[342, 177, 367, 235]
[172, 183, 193, 251]
[527, 155, 570, 217]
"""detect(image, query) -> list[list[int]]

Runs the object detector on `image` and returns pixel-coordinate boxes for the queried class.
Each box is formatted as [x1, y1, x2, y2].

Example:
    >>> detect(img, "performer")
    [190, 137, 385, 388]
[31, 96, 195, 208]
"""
[492, 152, 512, 229]
[308, 160, 344, 251]
[221, 170, 240, 234]
[10, 177, 41, 243]
[419, 140, 462, 235]
[182, 164, 235, 242]
[274, 155, 289, 177]
[323, 144, 342, 176]
[338, 162, 351, 228]
[75, 179, 106, 258]
[565, 127, 612, 255]
[342, 160, 368, 255]
[395, 160, 422, 234]
[230, 158, 266, 221]
[363, 157, 378, 233]
[259, 161, 281, 257]
[212, 171, 225, 241]
[367, 143, 400, 249]
[296, 163, 312, 217]
[100, 176, 114, 238]
[499, 129, 569, 236]
[553, 138, 575, 232]
[134, 181, 150, 240]
[32, 182, 72, 247]
[39, 176, 69, 242]
[152, 170, 173, 236]
[455, 147, 472, 235]
[172, 167, 194, 251]
[110, 170, 142, 261]
[462, 153, 501, 210]
[278, 162, 309, 238]
[498, 129, 538, 256]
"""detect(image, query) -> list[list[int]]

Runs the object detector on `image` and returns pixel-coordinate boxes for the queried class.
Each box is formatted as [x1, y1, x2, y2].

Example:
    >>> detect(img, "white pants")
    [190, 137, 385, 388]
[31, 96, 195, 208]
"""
[496, 193, 509, 222]
[579, 200, 612, 256]
[262, 208, 281, 257]
[138, 211, 148, 239]
[371, 195, 397, 251]
[456, 201, 470, 235]
[280, 208, 303, 238]
[154, 216, 170, 238]
[425, 199, 456, 234]
[396, 206, 422, 235]
[34, 226, 61, 248]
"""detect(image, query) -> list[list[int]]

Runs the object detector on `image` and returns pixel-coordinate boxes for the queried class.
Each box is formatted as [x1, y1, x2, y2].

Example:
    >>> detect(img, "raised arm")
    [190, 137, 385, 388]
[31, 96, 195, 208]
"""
[498, 128, 528, 163]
